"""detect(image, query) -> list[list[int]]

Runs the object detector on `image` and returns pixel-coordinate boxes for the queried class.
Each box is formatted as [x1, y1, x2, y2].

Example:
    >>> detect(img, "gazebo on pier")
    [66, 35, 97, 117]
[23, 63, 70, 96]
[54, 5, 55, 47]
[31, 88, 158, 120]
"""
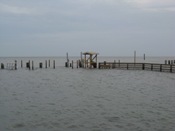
[82, 52, 99, 68]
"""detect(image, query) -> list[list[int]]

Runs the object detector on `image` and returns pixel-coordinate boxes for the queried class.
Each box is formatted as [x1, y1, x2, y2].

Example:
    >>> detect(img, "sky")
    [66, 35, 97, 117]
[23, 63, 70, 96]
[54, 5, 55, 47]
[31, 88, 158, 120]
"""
[0, 0, 175, 57]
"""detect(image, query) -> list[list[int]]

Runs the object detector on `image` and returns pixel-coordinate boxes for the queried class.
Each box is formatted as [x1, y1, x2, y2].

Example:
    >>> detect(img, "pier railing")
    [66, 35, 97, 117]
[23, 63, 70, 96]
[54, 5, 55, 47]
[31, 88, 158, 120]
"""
[98, 62, 175, 73]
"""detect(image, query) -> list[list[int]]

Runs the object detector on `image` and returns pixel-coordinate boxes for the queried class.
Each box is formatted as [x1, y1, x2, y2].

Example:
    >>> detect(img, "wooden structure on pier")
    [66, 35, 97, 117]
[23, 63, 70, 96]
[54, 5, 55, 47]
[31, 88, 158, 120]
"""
[83, 52, 99, 68]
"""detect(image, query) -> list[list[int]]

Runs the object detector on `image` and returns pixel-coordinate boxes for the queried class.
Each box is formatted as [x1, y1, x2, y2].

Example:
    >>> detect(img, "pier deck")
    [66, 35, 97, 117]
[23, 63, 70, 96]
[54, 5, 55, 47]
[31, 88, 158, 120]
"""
[99, 62, 175, 73]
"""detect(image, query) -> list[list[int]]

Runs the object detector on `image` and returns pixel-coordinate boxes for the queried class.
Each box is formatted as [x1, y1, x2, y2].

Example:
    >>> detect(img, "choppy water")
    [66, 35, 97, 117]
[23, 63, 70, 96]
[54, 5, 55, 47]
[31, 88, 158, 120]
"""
[0, 57, 175, 131]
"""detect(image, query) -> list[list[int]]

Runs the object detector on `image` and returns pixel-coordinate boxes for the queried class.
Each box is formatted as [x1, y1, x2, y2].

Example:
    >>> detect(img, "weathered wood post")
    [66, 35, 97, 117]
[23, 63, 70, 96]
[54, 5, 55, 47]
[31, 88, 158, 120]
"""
[53, 60, 55, 69]
[171, 60, 173, 65]
[1, 63, 4, 69]
[49, 60, 50, 67]
[119, 60, 120, 68]
[45, 60, 47, 68]
[170, 65, 172, 73]
[168, 60, 170, 65]
[15, 60, 17, 70]
[67, 52, 69, 68]
[127, 63, 129, 70]
[72, 60, 74, 69]
[151, 64, 153, 71]
[143, 54, 145, 60]
[160, 64, 162, 72]
[29, 60, 30, 70]
[32, 61, 34, 70]
[142, 63, 145, 70]
[39, 62, 42, 68]
[165, 60, 167, 65]
[134, 51, 136, 64]
[77, 60, 79, 68]
[21, 60, 23, 68]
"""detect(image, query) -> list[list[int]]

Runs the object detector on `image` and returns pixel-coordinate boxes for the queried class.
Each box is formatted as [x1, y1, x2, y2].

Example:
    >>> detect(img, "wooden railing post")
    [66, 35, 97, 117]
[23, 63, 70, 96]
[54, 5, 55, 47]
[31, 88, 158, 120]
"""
[170, 65, 172, 73]
[127, 64, 128, 70]
[151, 64, 153, 71]
[142, 63, 145, 70]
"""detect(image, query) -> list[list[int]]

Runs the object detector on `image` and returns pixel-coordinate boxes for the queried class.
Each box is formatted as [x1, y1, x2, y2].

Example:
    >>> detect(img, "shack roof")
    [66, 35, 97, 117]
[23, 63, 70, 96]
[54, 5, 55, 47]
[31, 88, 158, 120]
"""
[83, 52, 99, 55]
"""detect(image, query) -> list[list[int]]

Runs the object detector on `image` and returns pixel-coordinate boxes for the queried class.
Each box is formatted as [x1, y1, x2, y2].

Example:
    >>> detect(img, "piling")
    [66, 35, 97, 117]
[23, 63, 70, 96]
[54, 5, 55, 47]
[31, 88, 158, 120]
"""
[160, 64, 162, 72]
[151, 64, 153, 71]
[21, 60, 23, 68]
[67, 53, 69, 67]
[112, 60, 116, 69]
[15, 60, 17, 70]
[45, 60, 47, 68]
[171, 60, 173, 65]
[39, 63, 42, 68]
[49, 60, 50, 67]
[26, 62, 29, 69]
[165, 60, 167, 65]
[77, 60, 79, 68]
[72, 60, 74, 69]
[134, 51, 136, 64]
[170, 65, 172, 73]
[142, 64, 145, 70]
[127, 64, 128, 70]
[143, 54, 145, 60]
[29, 60, 31, 70]
[168, 60, 170, 65]
[31, 61, 33, 70]
[1, 63, 4, 69]
[53, 60, 55, 69]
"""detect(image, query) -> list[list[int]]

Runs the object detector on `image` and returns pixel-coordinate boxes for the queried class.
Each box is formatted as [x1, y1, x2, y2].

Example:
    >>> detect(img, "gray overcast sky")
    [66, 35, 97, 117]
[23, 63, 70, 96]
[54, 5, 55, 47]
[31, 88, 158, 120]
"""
[0, 0, 175, 56]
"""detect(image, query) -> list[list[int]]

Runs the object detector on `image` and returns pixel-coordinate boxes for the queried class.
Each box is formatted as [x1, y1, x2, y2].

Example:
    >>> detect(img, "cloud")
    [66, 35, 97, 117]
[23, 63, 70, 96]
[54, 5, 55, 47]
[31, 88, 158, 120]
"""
[0, 3, 39, 15]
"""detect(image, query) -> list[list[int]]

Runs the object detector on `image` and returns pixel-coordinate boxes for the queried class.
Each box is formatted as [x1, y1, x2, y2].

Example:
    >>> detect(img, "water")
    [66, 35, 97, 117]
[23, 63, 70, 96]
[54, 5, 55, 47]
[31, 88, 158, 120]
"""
[0, 57, 175, 131]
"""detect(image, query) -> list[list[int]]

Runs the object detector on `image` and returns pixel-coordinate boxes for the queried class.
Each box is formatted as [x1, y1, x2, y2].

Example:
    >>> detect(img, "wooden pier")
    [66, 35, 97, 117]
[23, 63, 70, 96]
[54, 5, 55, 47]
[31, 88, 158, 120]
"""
[99, 62, 175, 73]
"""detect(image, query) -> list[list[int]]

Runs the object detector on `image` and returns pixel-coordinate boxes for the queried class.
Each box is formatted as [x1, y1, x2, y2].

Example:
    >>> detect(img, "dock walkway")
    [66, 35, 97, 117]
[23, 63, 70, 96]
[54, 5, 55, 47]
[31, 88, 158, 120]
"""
[99, 62, 175, 73]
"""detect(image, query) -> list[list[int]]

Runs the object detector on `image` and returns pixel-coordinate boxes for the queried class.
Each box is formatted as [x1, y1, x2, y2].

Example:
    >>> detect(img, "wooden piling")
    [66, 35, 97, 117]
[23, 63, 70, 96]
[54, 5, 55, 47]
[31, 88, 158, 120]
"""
[53, 60, 55, 69]
[142, 64, 145, 70]
[67, 53, 69, 67]
[143, 54, 145, 60]
[49, 60, 50, 67]
[171, 60, 173, 65]
[72, 60, 74, 69]
[77, 60, 78, 68]
[118, 60, 120, 68]
[127, 64, 128, 70]
[151, 64, 153, 71]
[168, 60, 170, 65]
[20, 61, 22, 68]
[1, 63, 4, 69]
[160, 64, 162, 72]
[165, 60, 167, 65]
[14, 60, 17, 70]
[32, 61, 34, 70]
[134, 51, 136, 64]
[45, 60, 47, 68]
[39, 63, 42, 68]
[170, 65, 172, 73]
[29, 60, 30, 70]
